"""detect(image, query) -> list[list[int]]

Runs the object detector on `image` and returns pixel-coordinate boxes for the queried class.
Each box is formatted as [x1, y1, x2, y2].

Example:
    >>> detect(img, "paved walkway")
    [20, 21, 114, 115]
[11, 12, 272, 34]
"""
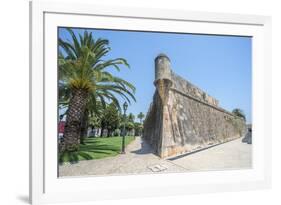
[169, 138, 252, 171]
[59, 137, 252, 177]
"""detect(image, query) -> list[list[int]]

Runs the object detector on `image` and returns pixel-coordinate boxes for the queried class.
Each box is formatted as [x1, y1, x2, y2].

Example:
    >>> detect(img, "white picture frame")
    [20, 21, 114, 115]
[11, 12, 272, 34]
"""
[30, 0, 272, 204]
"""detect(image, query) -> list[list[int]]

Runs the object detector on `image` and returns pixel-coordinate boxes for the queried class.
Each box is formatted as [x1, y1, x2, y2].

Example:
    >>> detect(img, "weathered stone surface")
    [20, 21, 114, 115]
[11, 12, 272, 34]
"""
[143, 54, 246, 158]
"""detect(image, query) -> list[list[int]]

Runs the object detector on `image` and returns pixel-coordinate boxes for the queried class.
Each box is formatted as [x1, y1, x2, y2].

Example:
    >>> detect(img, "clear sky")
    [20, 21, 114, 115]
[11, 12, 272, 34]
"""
[59, 27, 252, 123]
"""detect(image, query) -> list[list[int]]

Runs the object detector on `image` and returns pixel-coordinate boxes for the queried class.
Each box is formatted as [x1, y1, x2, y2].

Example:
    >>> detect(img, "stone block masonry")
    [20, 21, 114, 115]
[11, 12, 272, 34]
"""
[143, 54, 246, 158]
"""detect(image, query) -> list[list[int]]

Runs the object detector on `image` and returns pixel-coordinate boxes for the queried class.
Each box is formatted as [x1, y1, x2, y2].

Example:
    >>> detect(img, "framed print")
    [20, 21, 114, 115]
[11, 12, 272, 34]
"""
[30, 0, 272, 204]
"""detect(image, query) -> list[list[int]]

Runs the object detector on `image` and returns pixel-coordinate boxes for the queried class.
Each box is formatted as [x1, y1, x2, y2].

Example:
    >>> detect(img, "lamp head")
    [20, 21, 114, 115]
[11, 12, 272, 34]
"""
[59, 115, 63, 120]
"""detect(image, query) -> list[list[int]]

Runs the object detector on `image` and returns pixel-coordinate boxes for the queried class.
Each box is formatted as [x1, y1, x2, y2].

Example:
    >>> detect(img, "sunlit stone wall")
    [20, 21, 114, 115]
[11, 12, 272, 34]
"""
[143, 54, 246, 158]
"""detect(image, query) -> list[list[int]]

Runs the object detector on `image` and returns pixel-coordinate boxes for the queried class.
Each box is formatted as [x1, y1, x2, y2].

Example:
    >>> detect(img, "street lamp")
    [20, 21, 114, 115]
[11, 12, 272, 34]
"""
[121, 101, 128, 154]
[59, 114, 64, 122]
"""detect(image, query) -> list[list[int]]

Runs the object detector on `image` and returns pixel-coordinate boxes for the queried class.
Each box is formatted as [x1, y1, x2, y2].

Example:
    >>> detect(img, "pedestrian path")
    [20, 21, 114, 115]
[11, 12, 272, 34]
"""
[169, 138, 252, 171]
[59, 136, 252, 177]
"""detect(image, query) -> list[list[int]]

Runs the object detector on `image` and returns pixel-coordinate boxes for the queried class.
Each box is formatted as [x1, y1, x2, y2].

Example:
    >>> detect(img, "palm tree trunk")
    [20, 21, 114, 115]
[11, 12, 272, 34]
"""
[62, 89, 88, 152]
[80, 109, 89, 144]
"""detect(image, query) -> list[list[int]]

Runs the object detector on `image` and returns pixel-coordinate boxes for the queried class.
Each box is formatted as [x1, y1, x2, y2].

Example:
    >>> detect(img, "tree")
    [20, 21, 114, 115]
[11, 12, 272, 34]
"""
[232, 108, 246, 121]
[128, 113, 135, 123]
[137, 112, 145, 123]
[119, 121, 135, 136]
[88, 114, 101, 135]
[80, 97, 103, 142]
[134, 122, 143, 136]
[101, 103, 121, 137]
[79, 108, 89, 144]
[58, 28, 136, 151]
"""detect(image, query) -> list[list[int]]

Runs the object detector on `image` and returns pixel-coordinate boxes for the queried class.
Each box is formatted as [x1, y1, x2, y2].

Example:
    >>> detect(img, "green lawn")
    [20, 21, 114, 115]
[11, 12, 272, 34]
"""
[59, 136, 135, 163]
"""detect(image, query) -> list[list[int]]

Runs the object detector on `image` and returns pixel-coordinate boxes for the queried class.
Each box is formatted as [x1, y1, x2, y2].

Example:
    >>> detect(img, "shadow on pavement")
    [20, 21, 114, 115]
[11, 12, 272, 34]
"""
[242, 128, 252, 144]
[17, 195, 29, 204]
[131, 139, 154, 155]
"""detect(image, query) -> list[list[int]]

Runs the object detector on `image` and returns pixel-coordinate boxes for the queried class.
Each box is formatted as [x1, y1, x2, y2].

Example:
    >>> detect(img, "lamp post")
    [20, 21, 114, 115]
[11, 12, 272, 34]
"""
[121, 101, 128, 154]
[59, 114, 63, 122]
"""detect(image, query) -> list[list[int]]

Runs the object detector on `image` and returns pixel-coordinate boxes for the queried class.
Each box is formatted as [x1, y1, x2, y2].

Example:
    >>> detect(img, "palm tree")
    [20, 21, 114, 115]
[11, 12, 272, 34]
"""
[128, 113, 135, 123]
[137, 112, 145, 123]
[59, 28, 136, 151]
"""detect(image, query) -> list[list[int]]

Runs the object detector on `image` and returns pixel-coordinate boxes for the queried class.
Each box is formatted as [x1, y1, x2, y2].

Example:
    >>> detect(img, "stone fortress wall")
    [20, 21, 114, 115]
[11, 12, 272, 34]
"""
[143, 54, 246, 158]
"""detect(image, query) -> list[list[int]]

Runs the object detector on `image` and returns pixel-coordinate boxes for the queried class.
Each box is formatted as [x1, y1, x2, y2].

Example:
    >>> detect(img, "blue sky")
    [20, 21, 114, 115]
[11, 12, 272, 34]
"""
[59, 28, 252, 123]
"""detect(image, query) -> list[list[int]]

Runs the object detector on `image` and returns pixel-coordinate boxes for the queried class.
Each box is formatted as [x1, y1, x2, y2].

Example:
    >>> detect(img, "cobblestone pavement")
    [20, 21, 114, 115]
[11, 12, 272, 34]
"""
[59, 137, 252, 177]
